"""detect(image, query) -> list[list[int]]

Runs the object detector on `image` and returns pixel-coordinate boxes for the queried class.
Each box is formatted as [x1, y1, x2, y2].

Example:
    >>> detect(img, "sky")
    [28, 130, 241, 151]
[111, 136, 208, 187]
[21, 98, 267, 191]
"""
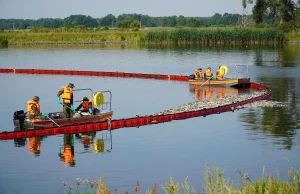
[0, 0, 253, 19]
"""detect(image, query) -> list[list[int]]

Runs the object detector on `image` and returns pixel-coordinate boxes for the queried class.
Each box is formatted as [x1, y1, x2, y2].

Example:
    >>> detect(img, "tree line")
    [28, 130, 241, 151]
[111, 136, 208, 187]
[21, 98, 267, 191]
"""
[0, 1, 299, 30]
[0, 13, 245, 30]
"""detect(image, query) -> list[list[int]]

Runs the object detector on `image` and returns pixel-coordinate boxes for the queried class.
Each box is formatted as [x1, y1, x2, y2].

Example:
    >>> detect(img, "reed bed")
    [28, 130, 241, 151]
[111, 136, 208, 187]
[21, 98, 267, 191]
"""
[0, 31, 144, 45]
[0, 27, 287, 45]
[143, 28, 285, 45]
[57, 165, 299, 194]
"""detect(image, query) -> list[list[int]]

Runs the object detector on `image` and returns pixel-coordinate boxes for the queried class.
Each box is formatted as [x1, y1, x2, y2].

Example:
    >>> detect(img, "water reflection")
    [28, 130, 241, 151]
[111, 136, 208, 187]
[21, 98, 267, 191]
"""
[12, 130, 113, 167]
[58, 134, 75, 167]
[28, 137, 43, 156]
[253, 44, 300, 67]
[189, 85, 250, 101]
[239, 76, 300, 150]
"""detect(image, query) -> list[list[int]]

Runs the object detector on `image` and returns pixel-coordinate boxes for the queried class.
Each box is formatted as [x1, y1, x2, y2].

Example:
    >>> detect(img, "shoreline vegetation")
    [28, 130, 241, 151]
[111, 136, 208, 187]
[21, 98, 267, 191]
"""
[1, 27, 299, 47]
[58, 165, 300, 194]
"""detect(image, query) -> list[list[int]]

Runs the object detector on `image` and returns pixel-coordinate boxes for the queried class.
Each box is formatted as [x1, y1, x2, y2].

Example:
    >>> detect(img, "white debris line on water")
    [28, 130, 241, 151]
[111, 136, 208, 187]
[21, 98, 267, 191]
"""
[152, 91, 287, 116]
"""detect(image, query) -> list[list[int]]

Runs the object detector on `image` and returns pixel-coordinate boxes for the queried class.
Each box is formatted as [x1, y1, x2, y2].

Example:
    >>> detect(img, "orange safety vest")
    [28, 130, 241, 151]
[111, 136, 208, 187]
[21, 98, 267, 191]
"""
[194, 70, 203, 79]
[81, 99, 92, 111]
[27, 100, 40, 115]
[61, 86, 73, 103]
[205, 69, 212, 77]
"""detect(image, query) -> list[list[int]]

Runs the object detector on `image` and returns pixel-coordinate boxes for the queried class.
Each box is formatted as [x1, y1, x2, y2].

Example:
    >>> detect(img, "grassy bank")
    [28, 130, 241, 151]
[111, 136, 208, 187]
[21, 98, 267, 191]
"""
[0, 27, 292, 46]
[57, 165, 300, 194]
[0, 29, 144, 45]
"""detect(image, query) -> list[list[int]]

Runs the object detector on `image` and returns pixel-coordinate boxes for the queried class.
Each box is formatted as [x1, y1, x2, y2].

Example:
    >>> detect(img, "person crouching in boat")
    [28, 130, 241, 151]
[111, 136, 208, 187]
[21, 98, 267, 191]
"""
[194, 68, 203, 80]
[204, 67, 213, 79]
[216, 66, 224, 80]
[57, 83, 75, 119]
[75, 96, 93, 115]
[27, 96, 48, 120]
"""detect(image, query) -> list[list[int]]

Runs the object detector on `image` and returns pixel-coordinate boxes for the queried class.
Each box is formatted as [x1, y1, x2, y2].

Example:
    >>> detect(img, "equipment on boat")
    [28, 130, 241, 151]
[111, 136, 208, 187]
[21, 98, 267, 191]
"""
[94, 92, 104, 106]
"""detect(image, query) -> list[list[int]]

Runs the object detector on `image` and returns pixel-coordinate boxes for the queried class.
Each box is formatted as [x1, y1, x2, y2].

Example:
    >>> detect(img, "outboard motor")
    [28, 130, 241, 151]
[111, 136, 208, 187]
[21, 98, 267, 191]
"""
[13, 110, 26, 130]
[189, 74, 195, 80]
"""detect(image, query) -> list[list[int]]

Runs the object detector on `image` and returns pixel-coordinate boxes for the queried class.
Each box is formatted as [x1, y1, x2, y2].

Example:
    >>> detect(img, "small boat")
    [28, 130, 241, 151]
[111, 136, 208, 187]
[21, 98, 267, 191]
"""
[13, 89, 113, 131]
[188, 65, 250, 87]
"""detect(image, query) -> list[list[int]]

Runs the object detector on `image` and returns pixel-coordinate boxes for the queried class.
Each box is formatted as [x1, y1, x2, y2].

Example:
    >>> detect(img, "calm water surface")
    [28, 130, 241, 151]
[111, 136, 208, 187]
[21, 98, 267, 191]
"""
[0, 44, 300, 194]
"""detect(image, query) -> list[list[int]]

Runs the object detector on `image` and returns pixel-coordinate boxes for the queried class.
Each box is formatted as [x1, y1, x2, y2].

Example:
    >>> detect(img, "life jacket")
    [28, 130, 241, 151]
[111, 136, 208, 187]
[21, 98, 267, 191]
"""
[194, 70, 203, 79]
[217, 70, 224, 80]
[205, 69, 212, 77]
[81, 99, 92, 111]
[61, 86, 73, 103]
[27, 100, 40, 115]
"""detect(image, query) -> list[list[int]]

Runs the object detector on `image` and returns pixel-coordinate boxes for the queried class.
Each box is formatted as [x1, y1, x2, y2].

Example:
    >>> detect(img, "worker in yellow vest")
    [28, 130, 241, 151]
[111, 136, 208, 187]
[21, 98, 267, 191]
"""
[57, 83, 75, 119]
[204, 67, 213, 79]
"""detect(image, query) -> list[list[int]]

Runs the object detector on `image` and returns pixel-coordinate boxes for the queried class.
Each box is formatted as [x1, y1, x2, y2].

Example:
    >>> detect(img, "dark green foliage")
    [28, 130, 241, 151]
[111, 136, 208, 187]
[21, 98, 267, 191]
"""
[99, 14, 116, 27]
[0, 38, 8, 48]
[0, 13, 243, 30]
[277, 21, 299, 32]
[143, 28, 285, 45]
[253, 0, 267, 24]
[64, 15, 98, 28]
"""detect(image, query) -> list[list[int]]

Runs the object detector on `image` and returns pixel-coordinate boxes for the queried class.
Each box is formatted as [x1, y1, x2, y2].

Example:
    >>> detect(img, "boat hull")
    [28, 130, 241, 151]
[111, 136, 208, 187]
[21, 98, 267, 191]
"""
[188, 78, 250, 86]
[13, 111, 113, 131]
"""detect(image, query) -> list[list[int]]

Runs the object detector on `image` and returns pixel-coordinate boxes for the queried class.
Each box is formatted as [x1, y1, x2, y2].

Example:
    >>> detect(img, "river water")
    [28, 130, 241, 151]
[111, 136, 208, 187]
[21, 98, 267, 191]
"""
[0, 44, 299, 194]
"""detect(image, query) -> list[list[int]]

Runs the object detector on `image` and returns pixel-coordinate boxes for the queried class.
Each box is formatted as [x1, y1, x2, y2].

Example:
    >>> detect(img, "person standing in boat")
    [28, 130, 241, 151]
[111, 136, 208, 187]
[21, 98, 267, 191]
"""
[194, 68, 203, 80]
[75, 96, 93, 115]
[57, 83, 75, 119]
[27, 96, 48, 120]
[204, 67, 213, 79]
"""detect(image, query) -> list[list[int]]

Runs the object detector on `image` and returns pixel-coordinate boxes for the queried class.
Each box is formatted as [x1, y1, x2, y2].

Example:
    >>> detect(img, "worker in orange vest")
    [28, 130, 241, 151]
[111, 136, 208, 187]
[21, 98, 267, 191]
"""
[194, 68, 203, 80]
[27, 96, 48, 119]
[75, 96, 93, 114]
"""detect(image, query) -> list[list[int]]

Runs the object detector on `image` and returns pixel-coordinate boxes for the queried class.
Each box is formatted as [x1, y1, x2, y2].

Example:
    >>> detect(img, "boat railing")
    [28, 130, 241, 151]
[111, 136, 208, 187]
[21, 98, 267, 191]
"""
[225, 65, 249, 80]
[73, 88, 112, 113]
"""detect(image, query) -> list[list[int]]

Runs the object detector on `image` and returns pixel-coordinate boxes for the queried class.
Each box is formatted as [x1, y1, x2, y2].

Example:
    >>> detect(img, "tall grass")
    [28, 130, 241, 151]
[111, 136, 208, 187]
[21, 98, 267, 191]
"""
[58, 165, 299, 194]
[143, 28, 285, 45]
[0, 27, 287, 45]
[0, 30, 144, 45]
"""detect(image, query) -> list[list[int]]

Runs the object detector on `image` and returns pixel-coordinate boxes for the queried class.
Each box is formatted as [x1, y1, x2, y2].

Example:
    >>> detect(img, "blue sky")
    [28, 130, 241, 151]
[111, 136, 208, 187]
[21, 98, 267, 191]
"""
[0, 0, 253, 19]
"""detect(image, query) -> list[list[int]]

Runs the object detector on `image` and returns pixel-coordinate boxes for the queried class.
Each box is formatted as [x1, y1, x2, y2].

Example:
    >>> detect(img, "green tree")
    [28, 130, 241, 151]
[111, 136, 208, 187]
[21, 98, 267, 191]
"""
[99, 14, 116, 27]
[252, 0, 267, 24]
[130, 20, 140, 29]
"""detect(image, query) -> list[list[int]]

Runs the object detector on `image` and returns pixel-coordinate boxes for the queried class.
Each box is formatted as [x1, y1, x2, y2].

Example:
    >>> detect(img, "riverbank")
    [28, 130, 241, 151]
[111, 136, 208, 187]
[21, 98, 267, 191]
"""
[1, 27, 297, 46]
[58, 165, 300, 194]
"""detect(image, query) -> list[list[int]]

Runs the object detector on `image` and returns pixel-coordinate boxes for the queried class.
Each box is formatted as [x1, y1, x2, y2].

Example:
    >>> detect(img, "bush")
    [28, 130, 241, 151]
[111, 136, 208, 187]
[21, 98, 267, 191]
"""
[277, 22, 299, 33]
[0, 39, 8, 48]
